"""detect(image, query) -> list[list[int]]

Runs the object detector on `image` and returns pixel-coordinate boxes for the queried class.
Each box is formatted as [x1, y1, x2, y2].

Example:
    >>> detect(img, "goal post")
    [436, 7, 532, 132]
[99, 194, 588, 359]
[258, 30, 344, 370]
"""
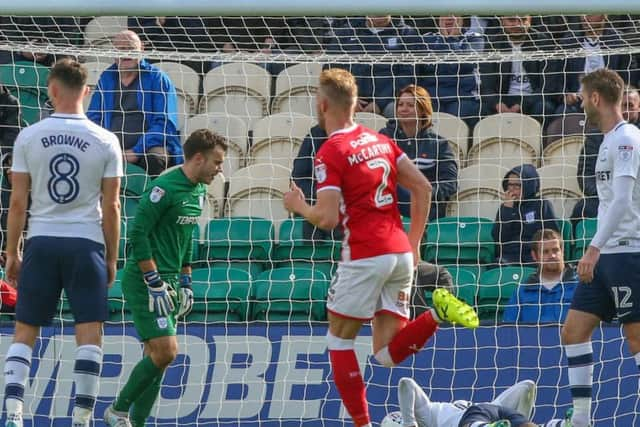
[0, 9, 639, 427]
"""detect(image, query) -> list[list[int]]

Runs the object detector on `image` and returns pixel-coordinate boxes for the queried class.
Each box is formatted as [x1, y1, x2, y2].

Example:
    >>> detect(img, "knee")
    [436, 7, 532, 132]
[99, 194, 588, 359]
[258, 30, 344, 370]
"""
[561, 324, 589, 346]
[150, 344, 178, 368]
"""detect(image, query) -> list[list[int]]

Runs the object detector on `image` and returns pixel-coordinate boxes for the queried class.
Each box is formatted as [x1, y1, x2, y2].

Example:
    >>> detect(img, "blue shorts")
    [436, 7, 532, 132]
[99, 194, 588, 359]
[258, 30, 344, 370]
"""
[458, 403, 528, 427]
[16, 236, 108, 326]
[570, 252, 640, 323]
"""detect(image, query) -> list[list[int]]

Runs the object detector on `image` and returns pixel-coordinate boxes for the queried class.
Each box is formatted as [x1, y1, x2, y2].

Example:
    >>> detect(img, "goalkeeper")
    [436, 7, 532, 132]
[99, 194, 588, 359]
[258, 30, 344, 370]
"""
[104, 129, 227, 427]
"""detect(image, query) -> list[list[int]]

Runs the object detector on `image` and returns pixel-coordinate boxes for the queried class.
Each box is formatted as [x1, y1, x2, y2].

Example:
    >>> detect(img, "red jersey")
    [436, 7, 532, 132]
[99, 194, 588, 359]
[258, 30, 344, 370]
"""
[314, 124, 411, 261]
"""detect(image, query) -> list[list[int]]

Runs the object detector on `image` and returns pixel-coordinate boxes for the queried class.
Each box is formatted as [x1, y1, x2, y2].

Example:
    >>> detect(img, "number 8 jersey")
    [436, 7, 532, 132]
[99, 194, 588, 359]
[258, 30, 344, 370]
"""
[11, 113, 123, 244]
[314, 124, 411, 261]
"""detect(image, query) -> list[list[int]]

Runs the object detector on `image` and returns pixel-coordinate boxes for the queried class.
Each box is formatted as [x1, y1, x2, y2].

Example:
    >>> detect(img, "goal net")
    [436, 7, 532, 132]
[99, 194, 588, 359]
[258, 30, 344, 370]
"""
[0, 13, 640, 427]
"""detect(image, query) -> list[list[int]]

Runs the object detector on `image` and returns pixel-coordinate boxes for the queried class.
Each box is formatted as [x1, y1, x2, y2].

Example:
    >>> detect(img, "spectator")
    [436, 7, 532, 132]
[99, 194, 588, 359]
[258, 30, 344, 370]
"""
[291, 124, 342, 241]
[411, 261, 454, 318]
[480, 15, 562, 124]
[570, 85, 640, 228]
[503, 228, 578, 323]
[421, 15, 484, 128]
[128, 17, 216, 74]
[379, 85, 458, 220]
[87, 30, 183, 177]
[492, 164, 560, 265]
[325, 16, 424, 117]
[558, 14, 634, 114]
[0, 84, 20, 156]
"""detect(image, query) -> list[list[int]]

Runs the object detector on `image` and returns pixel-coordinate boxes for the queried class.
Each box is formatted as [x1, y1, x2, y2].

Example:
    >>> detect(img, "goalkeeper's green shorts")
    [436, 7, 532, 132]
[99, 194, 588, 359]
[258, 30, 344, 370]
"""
[122, 272, 180, 342]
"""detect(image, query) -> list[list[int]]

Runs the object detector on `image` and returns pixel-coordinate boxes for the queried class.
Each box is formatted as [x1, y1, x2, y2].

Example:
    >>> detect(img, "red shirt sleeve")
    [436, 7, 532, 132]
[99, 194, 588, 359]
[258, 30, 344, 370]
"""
[315, 137, 344, 192]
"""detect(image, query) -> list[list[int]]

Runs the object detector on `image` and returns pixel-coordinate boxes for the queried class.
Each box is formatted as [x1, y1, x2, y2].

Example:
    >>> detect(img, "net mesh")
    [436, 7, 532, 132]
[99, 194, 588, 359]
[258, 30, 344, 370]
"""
[0, 13, 639, 426]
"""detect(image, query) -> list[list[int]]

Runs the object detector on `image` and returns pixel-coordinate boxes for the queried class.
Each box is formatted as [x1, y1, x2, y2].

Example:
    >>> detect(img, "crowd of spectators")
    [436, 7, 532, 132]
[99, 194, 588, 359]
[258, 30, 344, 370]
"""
[0, 14, 639, 322]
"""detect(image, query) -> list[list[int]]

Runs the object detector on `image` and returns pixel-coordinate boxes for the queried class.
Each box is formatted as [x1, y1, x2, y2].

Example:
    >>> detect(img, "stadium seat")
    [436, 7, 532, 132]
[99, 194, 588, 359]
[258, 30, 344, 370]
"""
[423, 217, 496, 265]
[271, 62, 322, 116]
[446, 265, 479, 306]
[200, 63, 271, 127]
[430, 111, 470, 164]
[121, 163, 151, 197]
[274, 217, 341, 262]
[225, 164, 291, 228]
[447, 165, 508, 218]
[249, 113, 316, 168]
[182, 113, 248, 176]
[477, 266, 537, 321]
[354, 112, 388, 132]
[207, 261, 265, 278]
[538, 164, 582, 218]
[154, 62, 201, 130]
[204, 216, 274, 261]
[574, 218, 598, 259]
[120, 196, 139, 223]
[189, 267, 252, 321]
[0, 61, 50, 125]
[558, 218, 575, 262]
[83, 16, 128, 47]
[542, 113, 586, 148]
[252, 267, 329, 321]
[468, 113, 542, 169]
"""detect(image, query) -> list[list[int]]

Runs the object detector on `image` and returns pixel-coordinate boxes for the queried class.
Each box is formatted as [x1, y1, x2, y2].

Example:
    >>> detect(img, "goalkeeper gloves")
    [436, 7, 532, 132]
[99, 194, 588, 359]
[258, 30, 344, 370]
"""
[177, 274, 194, 319]
[144, 270, 175, 317]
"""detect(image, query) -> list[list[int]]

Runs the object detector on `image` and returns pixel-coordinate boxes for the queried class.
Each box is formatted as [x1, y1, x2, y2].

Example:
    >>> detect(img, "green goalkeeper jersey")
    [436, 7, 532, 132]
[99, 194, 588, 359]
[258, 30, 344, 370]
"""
[124, 167, 206, 280]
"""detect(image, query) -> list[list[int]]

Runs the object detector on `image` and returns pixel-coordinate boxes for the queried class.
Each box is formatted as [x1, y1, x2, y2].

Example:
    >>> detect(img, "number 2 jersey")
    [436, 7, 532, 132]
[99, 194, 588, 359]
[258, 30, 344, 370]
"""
[124, 167, 206, 279]
[11, 113, 123, 244]
[314, 124, 411, 261]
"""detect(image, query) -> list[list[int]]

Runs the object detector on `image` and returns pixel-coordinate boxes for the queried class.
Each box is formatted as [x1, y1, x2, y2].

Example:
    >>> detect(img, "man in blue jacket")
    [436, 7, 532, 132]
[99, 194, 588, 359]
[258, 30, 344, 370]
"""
[87, 30, 182, 176]
[503, 228, 578, 324]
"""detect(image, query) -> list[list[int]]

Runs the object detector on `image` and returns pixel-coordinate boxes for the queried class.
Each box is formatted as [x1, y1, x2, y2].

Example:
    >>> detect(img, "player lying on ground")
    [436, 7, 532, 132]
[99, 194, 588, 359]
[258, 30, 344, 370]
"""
[383, 378, 572, 427]
[283, 67, 479, 427]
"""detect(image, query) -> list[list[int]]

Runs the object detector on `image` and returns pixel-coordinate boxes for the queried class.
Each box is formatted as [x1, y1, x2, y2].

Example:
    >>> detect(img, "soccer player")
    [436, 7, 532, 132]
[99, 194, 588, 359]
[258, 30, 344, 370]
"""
[1, 59, 123, 427]
[283, 68, 479, 427]
[103, 129, 226, 427]
[561, 68, 640, 427]
[385, 377, 570, 427]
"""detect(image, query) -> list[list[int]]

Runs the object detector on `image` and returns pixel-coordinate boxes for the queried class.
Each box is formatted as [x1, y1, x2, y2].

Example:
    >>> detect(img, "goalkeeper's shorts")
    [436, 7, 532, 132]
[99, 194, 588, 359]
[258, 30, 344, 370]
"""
[122, 272, 180, 341]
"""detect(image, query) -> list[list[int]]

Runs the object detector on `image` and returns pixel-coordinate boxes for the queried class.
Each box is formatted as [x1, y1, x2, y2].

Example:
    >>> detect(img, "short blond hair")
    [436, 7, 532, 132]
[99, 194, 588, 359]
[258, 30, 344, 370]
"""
[319, 68, 358, 110]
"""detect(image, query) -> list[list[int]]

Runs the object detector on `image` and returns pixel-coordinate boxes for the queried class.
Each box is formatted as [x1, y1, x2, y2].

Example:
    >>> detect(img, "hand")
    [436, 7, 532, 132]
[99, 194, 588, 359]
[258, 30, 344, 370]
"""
[502, 190, 516, 208]
[124, 150, 138, 164]
[177, 274, 194, 319]
[155, 17, 167, 26]
[577, 246, 600, 283]
[283, 182, 306, 214]
[495, 103, 510, 113]
[565, 93, 579, 105]
[509, 104, 521, 113]
[106, 260, 117, 288]
[5, 253, 21, 288]
[144, 271, 175, 317]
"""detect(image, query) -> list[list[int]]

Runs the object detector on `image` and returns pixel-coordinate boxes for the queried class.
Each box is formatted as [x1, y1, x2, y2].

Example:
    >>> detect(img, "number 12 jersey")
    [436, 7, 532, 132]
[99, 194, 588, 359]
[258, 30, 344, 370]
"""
[12, 113, 123, 244]
[314, 124, 411, 261]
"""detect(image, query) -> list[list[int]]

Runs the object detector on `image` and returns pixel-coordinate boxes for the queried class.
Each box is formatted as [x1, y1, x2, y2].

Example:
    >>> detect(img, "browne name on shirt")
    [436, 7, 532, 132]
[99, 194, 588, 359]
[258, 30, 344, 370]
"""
[41, 134, 91, 152]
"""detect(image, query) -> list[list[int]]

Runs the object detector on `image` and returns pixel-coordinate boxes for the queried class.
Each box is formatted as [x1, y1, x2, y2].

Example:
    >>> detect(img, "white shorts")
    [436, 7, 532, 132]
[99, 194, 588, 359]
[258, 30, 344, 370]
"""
[326, 252, 413, 320]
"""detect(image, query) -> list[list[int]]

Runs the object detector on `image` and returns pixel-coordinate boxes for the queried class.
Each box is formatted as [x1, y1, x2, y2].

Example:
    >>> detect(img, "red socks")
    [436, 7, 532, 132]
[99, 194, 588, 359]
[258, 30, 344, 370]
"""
[387, 310, 438, 364]
[329, 349, 370, 427]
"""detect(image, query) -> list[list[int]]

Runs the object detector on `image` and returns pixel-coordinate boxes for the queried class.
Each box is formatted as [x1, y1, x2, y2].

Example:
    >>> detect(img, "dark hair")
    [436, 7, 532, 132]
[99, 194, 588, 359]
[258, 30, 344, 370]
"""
[531, 228, 563, 254]
[581, 68, 625, 105]
[183, 129, 228, 160]
[47, 58, 88, 91]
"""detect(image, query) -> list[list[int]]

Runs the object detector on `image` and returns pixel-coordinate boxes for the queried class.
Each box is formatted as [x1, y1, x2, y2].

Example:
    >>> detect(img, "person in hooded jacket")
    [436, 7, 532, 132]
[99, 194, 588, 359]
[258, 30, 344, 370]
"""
[492, 163, 560, 265]
[379, 84, 458, 220]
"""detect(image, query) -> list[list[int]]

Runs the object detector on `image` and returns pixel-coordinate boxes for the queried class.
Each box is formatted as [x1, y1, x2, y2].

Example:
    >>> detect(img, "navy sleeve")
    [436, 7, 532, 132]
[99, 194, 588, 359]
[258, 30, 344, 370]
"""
[291, 133, 315, 203]
[432, 140, 458, 201]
